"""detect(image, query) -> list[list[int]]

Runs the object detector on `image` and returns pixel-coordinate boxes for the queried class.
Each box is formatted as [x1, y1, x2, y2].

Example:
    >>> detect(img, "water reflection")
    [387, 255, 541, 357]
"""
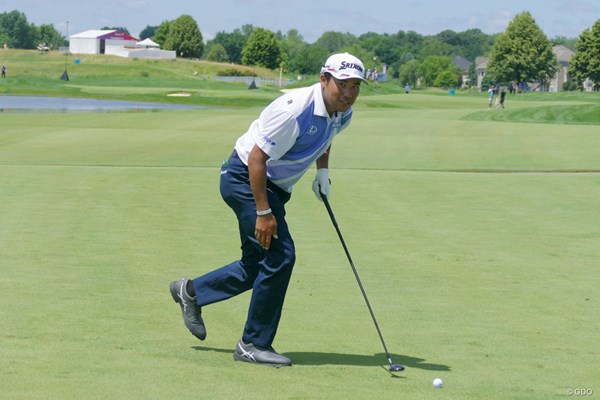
[0, 95, 203, 113]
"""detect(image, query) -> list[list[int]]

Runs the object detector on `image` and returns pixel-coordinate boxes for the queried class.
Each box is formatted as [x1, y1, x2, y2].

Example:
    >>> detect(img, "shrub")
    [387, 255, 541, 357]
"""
[562, 81, 578, 91]
[216, 68, 256, 77]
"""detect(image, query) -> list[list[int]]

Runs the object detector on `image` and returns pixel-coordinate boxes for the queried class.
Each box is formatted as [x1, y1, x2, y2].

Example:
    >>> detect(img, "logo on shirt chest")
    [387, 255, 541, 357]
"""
[307, 119, 341, 136]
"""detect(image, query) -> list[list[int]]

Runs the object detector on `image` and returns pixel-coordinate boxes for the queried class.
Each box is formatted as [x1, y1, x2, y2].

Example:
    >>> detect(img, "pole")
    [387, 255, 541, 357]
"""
[279, 66, 283, 88]
[65, 21, 69, 72]
[60, 21, 70, 81]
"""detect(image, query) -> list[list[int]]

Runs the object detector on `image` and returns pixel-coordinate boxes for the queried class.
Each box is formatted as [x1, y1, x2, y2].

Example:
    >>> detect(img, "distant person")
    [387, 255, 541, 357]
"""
[1, 65, 5, 78]
[405, 83, 410, 94]
[498, 89, 507, 109]
[488, 85, 495, 109]
[169, 52, 368, 367]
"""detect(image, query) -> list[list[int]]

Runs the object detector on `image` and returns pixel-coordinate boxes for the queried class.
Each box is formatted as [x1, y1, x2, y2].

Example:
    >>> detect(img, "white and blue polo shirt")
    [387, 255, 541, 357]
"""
[234, 82, 352, 192]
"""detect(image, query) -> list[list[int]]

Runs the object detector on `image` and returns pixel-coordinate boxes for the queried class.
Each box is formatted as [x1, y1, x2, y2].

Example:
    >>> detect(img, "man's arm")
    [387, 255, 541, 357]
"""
[316, 145, 331, 169]
[248, 144, 278, 250]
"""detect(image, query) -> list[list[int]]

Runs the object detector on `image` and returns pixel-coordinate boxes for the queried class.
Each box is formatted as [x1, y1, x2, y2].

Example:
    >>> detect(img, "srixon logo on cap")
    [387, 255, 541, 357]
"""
[339, 61, 364, 73]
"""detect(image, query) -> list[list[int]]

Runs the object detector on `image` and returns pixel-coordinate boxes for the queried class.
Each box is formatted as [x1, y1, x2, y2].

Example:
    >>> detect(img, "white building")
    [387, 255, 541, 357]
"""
[549, 45, 574, 92]
[69, 30, 176, 59]
[69, 30, 138, 55]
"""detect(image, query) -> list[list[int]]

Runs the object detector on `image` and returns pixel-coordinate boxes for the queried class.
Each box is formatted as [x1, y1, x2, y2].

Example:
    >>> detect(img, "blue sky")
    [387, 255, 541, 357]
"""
[2, 0, 598, 42]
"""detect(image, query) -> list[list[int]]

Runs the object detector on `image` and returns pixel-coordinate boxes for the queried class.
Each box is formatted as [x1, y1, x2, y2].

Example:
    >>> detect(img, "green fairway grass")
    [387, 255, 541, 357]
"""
[1, 53, 599, 399]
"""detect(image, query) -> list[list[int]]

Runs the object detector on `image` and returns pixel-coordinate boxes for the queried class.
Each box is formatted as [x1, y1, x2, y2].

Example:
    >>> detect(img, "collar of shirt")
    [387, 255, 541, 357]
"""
[312, 83, 330, 119]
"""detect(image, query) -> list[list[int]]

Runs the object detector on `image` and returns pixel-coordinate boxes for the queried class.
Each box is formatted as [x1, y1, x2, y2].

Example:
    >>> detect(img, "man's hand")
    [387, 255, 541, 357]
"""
[255, 213, 278, 250]
[312, 168, 330, 202]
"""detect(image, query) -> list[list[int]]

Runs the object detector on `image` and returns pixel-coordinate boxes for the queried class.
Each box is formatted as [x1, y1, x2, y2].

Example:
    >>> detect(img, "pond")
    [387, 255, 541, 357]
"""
[0, 95, 203, 113]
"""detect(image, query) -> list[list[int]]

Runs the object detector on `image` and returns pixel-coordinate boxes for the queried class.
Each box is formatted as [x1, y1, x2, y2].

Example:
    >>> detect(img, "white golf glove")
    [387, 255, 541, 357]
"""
[312, 168, 330, 202]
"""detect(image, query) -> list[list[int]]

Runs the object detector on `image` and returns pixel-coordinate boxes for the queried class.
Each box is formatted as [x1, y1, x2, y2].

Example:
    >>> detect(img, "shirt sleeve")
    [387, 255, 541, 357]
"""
[252, 107, 299, 161]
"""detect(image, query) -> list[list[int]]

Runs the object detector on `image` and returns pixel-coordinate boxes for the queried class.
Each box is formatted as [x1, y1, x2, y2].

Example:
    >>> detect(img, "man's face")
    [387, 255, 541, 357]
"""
[321, 75, 362, 115]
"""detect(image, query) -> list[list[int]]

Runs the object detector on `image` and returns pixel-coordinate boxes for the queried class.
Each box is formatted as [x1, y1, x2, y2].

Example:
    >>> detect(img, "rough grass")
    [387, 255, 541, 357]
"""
[0, 49, 283, 106]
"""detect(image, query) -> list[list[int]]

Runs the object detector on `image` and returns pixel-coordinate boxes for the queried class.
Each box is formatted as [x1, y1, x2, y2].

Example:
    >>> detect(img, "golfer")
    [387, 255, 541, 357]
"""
[170, 52, 367, 367]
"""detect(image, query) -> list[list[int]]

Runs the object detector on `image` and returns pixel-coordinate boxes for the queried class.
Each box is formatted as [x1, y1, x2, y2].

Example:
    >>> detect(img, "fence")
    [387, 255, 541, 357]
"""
[208, 76, 295, 87]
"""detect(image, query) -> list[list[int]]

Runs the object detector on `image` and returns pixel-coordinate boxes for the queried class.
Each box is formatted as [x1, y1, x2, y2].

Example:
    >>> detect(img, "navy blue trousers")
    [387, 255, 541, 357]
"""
[192, 152, 295, 348]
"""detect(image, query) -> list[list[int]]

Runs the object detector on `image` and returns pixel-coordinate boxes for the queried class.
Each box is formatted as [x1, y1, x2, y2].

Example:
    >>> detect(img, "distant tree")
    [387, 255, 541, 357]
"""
[36, 23, 63, 49]
[398, 59, 420, 87]
[139, 25, 158, 41]
[315, 31, 357, 53]
[291, 44, 328, 74]
[551, 36, 578, 51]
[434, 69, 460, 87]
[389, 30, 420, 65]
[240, 24, 255, 37]
[437, 30, 461, 47]
[280, 29, 307, 72]
[164, 15, 203, 58]
[0, 10, 36, 48]
[418, 55, 457, 87]
[101, 26, 130, 35]
[0, 31, 9, 47]
[358, 33, 398, 65]
[457, 29, 496, 61]
[398, 52, 416, 64]
[569, 19, 600, 90]
[481, 73, 495, 90]
[487, 12, 556, 88]
[209, 28, 249, 64]
[242, 27, 281, 69]
[206, 43, 229, 62]
[153, 20, 171, 47]
[419, 36, 454, 58]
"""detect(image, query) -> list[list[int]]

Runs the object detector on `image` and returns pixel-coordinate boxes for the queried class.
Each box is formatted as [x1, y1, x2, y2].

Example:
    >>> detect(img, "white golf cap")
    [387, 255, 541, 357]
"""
[321, 52, 368, 84]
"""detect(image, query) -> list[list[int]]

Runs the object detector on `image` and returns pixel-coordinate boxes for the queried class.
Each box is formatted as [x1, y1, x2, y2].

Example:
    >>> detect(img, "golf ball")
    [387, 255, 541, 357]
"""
[433, 378, 443, 388]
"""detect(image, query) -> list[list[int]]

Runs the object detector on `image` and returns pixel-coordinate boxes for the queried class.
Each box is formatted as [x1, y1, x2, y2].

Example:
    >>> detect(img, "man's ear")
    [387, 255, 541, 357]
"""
[320, 74, 327, 87]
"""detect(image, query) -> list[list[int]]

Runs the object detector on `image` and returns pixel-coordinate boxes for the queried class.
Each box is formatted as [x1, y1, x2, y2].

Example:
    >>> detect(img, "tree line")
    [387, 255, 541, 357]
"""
[2, 9, 598, 90]
[0, 10, 63, 49]
[142, 13, 600, 90]
[142, 15, 499, 87]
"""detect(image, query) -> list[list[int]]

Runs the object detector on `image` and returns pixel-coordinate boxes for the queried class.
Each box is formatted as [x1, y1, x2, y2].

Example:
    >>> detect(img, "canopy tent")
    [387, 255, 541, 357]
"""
[136, 38, 160, 48]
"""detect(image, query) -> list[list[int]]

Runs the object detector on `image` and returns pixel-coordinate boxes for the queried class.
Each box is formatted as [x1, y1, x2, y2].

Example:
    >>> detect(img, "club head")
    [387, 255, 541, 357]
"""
[389, 364, 405, 372]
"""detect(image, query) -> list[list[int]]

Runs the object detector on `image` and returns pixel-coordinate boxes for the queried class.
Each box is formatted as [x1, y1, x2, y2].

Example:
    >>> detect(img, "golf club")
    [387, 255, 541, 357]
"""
[321, 194, 405, 372]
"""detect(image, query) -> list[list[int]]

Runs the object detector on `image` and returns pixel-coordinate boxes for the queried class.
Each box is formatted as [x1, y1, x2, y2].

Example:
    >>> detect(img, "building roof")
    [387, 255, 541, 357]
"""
[475, 56, 489, 70]
[70, 30, 116, 39]
[452, 55, 471, 72]
[553, 45, 574, 63]
[70, 30, 138, 41]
